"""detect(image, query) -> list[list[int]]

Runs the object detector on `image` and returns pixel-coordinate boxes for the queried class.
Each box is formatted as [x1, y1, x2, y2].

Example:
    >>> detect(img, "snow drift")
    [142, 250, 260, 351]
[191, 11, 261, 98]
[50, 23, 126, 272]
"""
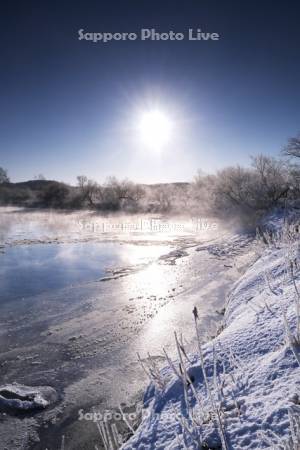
[122, 220, 300, 449]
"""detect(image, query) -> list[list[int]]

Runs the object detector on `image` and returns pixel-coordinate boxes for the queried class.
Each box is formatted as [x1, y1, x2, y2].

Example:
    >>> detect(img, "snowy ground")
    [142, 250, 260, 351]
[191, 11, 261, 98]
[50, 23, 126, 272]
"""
[121, 217, 300, 450]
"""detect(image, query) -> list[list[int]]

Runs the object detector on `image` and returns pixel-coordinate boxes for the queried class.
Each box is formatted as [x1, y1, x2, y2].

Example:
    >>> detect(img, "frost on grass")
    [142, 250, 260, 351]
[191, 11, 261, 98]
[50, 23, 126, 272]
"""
[121, 217, 300, 449]
[0, 383, 57, 412]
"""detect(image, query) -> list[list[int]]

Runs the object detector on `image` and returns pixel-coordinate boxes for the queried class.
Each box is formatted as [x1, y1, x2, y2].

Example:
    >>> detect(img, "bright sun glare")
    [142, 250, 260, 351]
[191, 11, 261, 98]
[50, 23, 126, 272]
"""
[138, 110, 172, 150]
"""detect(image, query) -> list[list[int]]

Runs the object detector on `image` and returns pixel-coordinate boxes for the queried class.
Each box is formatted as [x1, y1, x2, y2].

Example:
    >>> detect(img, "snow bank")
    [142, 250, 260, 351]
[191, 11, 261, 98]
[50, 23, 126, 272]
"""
[122, 224, 300, 449]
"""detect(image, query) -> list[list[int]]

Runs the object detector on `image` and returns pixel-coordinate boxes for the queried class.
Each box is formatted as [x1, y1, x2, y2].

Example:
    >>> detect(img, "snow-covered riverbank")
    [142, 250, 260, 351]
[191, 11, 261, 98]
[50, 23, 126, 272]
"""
[122, 217, 300, 449]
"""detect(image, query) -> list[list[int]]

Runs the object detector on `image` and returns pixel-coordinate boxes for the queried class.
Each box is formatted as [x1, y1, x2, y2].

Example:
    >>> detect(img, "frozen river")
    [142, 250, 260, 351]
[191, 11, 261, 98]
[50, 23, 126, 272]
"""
[0, 207, 257, 449]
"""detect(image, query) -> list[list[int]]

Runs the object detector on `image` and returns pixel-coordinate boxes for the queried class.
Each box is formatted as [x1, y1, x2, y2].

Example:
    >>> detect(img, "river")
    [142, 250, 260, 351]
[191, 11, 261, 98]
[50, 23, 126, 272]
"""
[0, 207, 256, 449]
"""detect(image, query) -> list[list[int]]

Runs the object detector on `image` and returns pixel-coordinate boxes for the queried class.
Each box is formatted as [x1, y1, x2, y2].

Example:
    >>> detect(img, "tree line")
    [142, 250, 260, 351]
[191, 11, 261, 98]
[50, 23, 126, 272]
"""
[0, 133, 299, 218]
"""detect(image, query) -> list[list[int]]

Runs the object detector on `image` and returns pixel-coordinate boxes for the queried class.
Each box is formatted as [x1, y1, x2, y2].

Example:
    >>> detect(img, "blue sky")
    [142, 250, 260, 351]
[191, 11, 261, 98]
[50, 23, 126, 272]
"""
[1, 0, 300, 184]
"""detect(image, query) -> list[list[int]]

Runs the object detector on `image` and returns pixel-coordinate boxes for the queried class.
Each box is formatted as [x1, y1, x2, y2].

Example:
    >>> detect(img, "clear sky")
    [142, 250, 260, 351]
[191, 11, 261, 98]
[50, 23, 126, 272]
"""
[1, 0, 300, 184]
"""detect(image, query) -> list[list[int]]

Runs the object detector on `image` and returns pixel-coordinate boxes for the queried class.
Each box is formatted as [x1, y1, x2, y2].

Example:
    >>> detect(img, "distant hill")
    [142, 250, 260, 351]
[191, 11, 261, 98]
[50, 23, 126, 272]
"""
[5, 179, 66, 190]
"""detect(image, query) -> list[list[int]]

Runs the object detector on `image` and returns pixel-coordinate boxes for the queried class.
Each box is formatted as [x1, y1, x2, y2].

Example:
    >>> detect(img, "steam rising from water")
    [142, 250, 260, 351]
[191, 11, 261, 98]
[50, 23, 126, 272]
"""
[0, 207, 226, 246]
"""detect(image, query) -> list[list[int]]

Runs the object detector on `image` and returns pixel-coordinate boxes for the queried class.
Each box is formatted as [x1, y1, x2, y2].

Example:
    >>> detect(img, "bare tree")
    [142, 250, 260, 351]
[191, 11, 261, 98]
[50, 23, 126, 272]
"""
[76, 175, 88, 189]
[103, 177, 144, 210]
[251, 155, 290, 206]
[76, 175, 102, 207]
[213, 166, 254, 211]
[38, 182, 70, 208]
[34, 174, 46, 180]
[0, 167, 9, 184]
[283, 135, 300, 158]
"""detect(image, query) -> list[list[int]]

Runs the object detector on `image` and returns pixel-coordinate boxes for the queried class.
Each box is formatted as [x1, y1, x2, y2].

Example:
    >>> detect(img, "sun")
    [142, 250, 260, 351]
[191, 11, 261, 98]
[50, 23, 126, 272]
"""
[138, 110, 172, 150]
